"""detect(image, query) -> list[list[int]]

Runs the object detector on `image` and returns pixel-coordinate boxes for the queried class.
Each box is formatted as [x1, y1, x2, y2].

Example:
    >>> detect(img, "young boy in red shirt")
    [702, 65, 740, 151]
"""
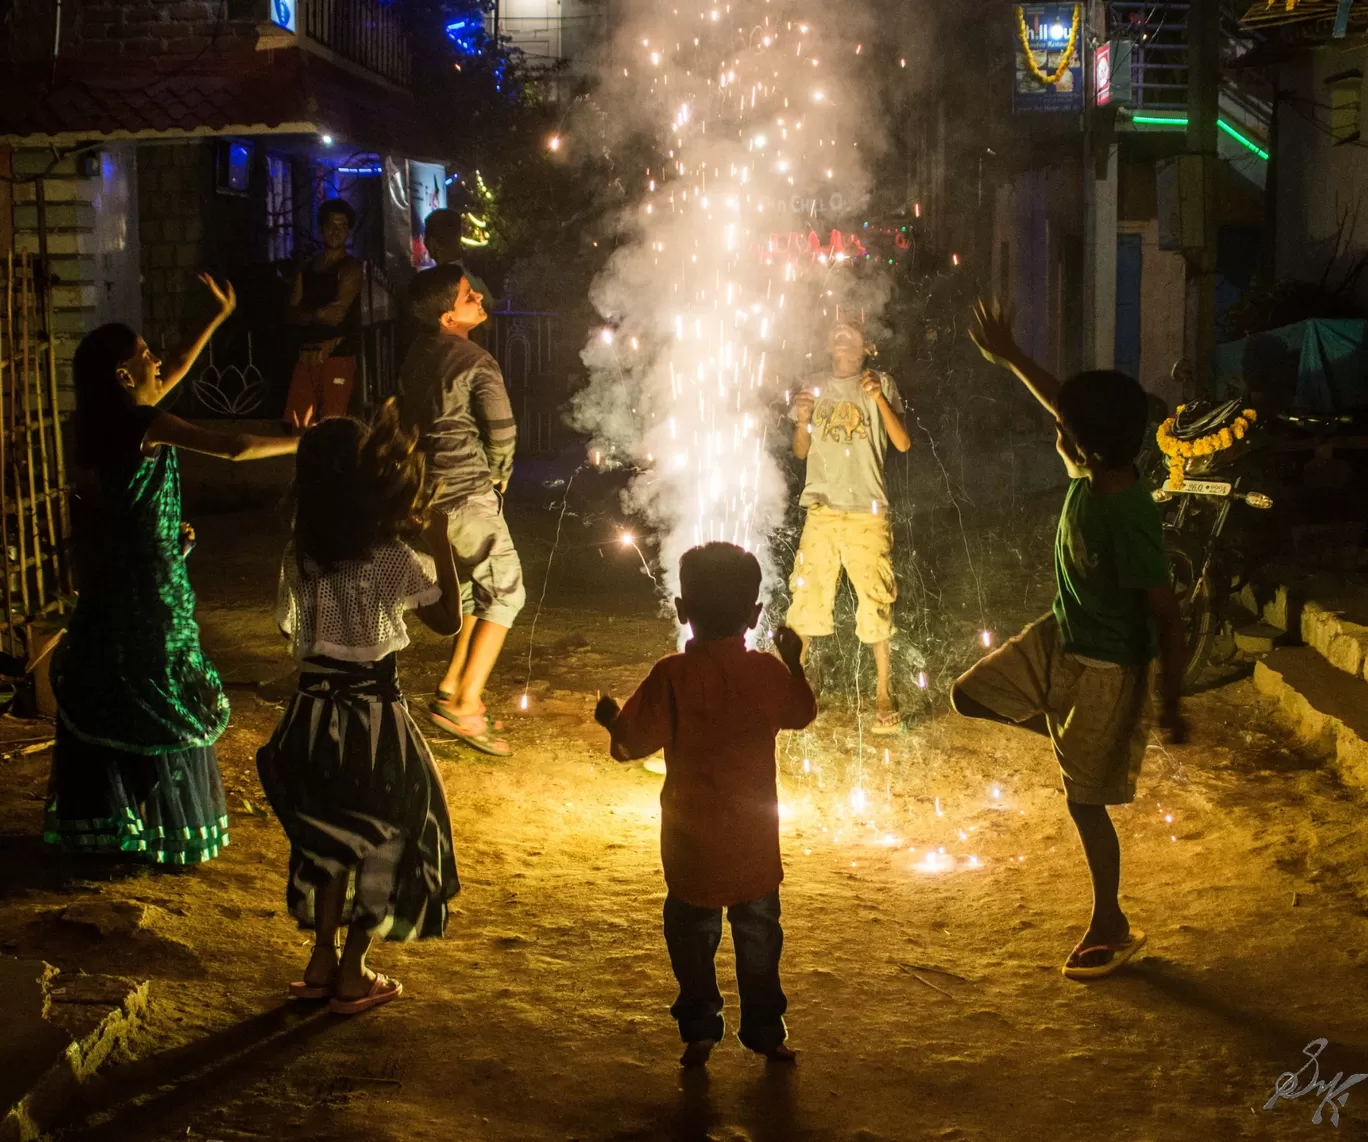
[595, 542, 816, 1067]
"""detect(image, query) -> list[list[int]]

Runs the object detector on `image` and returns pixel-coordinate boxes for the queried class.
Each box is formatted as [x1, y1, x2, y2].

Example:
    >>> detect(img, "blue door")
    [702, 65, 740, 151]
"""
[1115, 234, 1143, 380]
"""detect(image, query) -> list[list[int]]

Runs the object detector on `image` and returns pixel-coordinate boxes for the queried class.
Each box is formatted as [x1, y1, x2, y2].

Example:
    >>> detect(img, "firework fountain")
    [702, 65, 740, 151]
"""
[575, 1, 887, 625]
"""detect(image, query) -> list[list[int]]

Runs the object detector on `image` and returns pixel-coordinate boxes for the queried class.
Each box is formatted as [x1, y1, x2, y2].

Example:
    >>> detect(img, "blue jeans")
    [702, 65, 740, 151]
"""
[662, 891, 787, 1051]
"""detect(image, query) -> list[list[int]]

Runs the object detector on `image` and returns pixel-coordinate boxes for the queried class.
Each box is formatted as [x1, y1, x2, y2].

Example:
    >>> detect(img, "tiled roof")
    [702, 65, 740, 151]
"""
[0, 49, 443, 158]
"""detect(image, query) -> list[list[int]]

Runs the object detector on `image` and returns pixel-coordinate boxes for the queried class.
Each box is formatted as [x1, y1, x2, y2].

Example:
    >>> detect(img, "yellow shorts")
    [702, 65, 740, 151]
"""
[786, 506, 896, 645]
[953, 615, 1154, 805]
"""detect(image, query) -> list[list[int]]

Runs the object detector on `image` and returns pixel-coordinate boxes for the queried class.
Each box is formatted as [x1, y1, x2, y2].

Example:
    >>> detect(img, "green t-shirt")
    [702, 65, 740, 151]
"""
[1052, 477, 1171, 665]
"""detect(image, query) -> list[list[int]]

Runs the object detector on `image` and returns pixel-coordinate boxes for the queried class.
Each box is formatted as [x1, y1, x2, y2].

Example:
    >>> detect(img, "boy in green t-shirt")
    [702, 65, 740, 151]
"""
[953, 299, 1188, 982]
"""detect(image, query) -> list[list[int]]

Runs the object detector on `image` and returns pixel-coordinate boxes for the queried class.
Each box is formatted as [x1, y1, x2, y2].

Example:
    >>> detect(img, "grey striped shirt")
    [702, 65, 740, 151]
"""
[399, 334, 517, 511]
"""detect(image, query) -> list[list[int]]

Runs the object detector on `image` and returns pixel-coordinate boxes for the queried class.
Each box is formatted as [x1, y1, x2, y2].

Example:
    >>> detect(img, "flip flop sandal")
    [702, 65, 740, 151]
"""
[288, 979, 334, 1000]
[428, 701, 513, 757]
[1061, 929, 1147, 981]
[289, 964, 339, 999]
[329, 974, 403, 1015]
[433, 692, 505, 732]
[869, 707, 903, 735]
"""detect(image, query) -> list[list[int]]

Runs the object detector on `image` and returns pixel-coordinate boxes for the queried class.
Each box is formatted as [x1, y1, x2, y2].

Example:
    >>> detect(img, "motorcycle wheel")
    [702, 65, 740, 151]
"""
[1167, 540, 1219, 693]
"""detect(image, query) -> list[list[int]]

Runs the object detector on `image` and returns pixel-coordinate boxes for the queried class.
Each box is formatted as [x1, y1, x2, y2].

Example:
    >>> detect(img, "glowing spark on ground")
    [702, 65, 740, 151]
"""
[547, 135, 562, 152]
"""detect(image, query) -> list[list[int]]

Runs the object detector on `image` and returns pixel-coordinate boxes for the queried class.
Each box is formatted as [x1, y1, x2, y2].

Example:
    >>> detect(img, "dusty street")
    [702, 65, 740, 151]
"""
[3, 501, 1368, 1142]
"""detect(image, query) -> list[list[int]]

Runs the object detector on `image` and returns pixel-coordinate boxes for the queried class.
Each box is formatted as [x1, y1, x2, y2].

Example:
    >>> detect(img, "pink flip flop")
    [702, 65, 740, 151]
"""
[1061, 929, 1147, 980]
[288, 979, 333, 1000]
[329, 974, 403, 1015]
[428, 701, 512, 757]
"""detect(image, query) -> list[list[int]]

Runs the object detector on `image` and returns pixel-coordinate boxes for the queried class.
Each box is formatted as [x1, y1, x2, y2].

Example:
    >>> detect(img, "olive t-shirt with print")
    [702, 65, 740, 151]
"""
[793, 371, 905, 512]
[1052, 477, 1171, 666]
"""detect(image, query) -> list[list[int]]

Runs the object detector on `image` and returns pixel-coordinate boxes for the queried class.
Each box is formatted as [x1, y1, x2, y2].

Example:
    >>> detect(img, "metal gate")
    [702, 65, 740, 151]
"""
[1, 250, 71, 658]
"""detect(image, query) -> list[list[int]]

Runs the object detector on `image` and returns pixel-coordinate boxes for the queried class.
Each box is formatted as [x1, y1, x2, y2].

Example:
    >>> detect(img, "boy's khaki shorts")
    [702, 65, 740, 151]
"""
[786, 506, 896, 645]
[446, 489, 526, 628]
[953, 615, 1153, 805]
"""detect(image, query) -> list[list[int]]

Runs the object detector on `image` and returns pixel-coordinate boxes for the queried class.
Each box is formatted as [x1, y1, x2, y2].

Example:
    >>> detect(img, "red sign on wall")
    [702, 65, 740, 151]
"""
[1095, 42, 1112, 106]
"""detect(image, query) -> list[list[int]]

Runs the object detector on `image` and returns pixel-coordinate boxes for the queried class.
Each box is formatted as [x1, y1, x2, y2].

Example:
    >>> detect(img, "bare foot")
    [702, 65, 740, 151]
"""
[680, 1039, 716, 1068]
[1067, 915, 1132, 969]
[335, 966, 383, 1003]
[760, 1043, 796, 1063]
[304, 945, 339, 988]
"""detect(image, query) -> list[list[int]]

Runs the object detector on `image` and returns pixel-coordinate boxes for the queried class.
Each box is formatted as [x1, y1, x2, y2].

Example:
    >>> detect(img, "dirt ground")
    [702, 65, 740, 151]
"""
[4, 499, 1368, 1142]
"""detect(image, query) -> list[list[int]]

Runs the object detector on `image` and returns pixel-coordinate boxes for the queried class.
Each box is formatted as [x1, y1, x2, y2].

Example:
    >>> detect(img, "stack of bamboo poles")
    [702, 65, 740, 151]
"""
[0, 250, 71, 659]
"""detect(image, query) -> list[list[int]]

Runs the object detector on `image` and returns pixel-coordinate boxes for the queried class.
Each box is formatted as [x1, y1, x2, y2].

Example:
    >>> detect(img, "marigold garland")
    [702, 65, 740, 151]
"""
[1156, 406, 1257, 489]
[1015, 4, 1081, 87]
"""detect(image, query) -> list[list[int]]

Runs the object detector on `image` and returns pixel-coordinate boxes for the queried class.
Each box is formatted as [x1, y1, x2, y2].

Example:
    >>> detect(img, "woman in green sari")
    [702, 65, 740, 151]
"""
[46, 275, 301, 866]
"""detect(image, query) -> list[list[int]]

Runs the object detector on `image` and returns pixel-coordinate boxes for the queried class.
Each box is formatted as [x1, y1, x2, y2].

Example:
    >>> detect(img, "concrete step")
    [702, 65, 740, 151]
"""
[1234, 621, 1283, 655]
[1239, 567, 1368, 673]
[1300, 590, 1368, 683]
[0, 957, 149, 1142]
[1254, 647, 1368, 792]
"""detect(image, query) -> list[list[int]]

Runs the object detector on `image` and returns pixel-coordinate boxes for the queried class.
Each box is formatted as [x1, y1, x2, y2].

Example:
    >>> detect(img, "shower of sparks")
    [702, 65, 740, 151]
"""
[580, 2, 874, 633]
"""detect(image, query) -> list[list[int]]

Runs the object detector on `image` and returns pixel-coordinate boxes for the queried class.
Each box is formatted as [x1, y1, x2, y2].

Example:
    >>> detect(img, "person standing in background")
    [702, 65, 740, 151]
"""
[787, 321, 911, 733]
[284, 199, 363, 429]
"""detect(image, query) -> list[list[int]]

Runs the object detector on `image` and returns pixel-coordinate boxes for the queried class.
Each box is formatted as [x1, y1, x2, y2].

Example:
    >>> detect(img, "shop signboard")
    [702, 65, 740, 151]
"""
[271, 0, 295, 34]
[1095, 39, 1135, 108]
[406, 160, 449, 268]
[1013, 3, 1084, 113]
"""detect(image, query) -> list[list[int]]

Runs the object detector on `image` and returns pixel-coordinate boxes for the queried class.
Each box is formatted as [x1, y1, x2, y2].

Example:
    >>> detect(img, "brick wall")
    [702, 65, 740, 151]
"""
[10, 149, 101, 402]
[69, 0, 263, 62]
[137, 142, 211, 355]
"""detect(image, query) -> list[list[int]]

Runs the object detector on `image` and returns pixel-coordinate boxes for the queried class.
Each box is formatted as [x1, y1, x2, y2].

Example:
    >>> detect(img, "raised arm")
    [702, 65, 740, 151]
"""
[860, 371, 911, 453]
[158, 273, 236, 395]
[970, 298, 1062, 419]
[144, 410, 301, 462]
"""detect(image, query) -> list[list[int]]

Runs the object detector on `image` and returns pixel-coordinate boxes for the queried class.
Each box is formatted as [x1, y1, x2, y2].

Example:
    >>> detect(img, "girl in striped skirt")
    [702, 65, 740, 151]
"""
[257, 400, 463, 1015]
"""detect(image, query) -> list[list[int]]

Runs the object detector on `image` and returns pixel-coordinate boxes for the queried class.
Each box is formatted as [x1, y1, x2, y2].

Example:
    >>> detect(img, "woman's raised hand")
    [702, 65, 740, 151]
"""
[198, 272, 237, 321]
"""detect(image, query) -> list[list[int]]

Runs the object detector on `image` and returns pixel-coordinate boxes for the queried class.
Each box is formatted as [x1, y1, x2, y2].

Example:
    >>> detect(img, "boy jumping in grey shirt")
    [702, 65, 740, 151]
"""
[400, 264, 521, 757]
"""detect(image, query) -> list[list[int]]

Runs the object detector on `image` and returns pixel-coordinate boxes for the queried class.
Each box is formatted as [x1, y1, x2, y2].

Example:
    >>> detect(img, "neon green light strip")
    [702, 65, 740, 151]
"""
[1128, 114, 1270, 161]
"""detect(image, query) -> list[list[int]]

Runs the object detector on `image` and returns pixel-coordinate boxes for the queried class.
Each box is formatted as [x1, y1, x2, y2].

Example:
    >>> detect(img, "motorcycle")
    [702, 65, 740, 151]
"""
[1150, 399, 1274, 691]
[1150, 399, 1364, 690]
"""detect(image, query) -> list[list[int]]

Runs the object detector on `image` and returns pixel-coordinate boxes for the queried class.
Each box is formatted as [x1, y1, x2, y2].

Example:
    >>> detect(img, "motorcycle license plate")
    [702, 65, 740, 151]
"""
[1167, 478, 1233, 497]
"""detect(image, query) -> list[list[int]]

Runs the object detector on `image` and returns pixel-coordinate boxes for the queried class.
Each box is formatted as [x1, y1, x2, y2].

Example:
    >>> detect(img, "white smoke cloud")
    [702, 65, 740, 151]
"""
[574, 1, 893, 630]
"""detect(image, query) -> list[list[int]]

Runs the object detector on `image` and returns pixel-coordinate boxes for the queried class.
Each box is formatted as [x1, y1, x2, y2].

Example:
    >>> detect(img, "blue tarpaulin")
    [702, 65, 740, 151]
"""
[1211, 319, 1368, 413]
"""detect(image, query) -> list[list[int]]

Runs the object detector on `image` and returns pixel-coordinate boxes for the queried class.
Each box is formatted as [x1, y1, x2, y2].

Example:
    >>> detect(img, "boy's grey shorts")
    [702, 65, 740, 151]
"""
[445, 489, 526, 628]
[954, 614, 1153, 805]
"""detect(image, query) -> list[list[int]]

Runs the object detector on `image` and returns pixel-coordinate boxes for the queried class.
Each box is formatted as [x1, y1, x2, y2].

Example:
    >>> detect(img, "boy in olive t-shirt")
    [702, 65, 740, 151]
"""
[952, 299, 1187, 983]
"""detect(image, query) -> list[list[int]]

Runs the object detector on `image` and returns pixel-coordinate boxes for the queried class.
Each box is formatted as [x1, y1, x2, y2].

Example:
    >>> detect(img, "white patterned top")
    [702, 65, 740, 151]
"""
[276, 540, 442, 662]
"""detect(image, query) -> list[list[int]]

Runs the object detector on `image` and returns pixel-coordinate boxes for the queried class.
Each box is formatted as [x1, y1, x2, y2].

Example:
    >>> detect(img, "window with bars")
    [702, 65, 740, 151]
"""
[265, 154, 296, 262]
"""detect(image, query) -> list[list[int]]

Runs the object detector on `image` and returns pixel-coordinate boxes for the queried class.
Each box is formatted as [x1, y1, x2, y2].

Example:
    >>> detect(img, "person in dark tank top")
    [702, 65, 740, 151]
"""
[284, 198, 363, 430]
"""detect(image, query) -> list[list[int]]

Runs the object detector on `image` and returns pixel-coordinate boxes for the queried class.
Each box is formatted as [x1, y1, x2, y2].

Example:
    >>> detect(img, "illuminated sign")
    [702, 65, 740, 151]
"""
[1095, 43, 1112, 106]
[1096, 40, 1134, 108]
[1013, 4, 1084, 113]
[272, 0, 295, 33]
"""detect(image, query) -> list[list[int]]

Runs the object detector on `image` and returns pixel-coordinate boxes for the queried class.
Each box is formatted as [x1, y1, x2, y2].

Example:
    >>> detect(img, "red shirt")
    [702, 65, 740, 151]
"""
[610, 636, 817, 908]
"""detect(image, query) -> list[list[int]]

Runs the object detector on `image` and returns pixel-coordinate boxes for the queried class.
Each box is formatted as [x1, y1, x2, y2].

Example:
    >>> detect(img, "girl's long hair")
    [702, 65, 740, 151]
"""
[72, 323, 139, 469]
[293, 398, 431, 571]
